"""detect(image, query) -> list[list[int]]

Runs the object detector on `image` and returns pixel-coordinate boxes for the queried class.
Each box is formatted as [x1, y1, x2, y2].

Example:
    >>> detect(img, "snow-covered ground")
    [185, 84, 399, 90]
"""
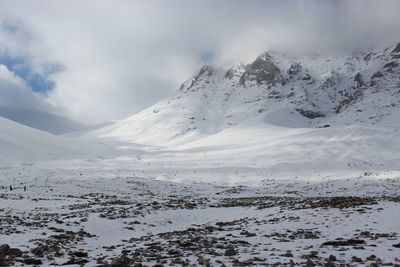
[1, 165, 400, 266]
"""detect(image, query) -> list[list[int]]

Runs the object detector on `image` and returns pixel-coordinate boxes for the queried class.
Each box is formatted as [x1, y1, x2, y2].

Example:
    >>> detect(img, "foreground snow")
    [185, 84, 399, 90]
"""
[0, 166, 400, 266]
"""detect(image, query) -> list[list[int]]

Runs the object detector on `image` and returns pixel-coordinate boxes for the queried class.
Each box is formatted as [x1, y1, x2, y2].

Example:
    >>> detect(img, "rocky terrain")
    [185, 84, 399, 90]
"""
[1, 166, 400, 266]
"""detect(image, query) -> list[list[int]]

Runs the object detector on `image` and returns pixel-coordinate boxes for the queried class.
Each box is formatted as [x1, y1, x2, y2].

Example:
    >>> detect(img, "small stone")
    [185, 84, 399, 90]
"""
[352, 256, 363, 263]
[0, 244, 10, 258]
[73, 251, 88, 257]
[366, 255, 377, 261]
[282, 252, 293, 257]
[328, 255, 337, 261]
[224, 247, 236, 256]
[24, 258, 43, 265]
[8, 248, 22, 257]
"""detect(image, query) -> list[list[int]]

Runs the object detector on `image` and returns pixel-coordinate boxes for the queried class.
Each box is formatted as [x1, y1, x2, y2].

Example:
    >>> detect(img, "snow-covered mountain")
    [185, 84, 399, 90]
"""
[89, 43, 400, 146]
[62, 43, 400, 182]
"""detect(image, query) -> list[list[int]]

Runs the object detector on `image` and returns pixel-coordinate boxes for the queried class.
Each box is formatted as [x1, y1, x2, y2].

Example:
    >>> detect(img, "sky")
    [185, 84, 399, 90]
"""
[0, 0, 400, 127]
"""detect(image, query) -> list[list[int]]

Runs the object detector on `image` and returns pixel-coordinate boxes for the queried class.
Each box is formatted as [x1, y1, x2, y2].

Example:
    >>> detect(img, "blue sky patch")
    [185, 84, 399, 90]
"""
[0, 54, 63, 93]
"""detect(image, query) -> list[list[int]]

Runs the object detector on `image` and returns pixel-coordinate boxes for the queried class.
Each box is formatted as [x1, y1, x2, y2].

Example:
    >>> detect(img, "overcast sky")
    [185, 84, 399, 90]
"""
[0, 0, 400, 125]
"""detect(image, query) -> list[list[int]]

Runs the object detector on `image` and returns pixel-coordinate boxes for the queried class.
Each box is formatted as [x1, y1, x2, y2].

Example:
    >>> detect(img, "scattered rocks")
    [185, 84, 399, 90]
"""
[1, 173, 400, 266]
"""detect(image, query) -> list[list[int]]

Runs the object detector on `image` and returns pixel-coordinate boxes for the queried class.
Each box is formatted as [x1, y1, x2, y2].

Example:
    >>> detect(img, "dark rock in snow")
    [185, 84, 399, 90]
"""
[391, 42, 400, 58]
[224, 247, 237, 256]
[23, 258, 43, 265]
[72, 250, 88, 257]
[0, 244, 10, 259]
[239, 53, 282, 86]
[110, 254, 131, 267]
[328, 255, 337, 261]
[351, 256, 363, 263]
[354, 72, 365, 88]
[295, 109, 325, 119]
[322, 239, 365, 246]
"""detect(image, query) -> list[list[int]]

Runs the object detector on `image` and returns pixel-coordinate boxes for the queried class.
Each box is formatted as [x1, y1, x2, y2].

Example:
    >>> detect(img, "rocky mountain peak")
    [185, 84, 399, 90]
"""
[178, 65, 215, 93]
[195, 65, 214, 78]
[239, 53, 282, 87]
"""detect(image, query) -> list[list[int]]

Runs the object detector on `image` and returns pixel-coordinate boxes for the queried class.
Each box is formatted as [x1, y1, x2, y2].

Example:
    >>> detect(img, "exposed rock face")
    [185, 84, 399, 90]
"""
[239, 53, 282, 86]
[195, 65, 214, 78]
[295, 109, 325, 119]
[287, 62, 303, 78]
[391, 42, 400, 58]
[370, 71, 384, 87]
[179, 65, 215, 93]
[353, 73, 365, 88]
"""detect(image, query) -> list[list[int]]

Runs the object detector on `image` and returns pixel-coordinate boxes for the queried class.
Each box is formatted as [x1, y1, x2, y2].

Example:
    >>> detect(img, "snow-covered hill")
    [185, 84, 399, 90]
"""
[0, 116, 81, 167]
[0, 107, 83, 134]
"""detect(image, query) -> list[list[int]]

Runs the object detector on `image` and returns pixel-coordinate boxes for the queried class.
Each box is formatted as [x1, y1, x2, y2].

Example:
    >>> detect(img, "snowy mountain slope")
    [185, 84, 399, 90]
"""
[88, 43, 400, 145]
[87, 117, 399, 185]
[172, 118, 400, 181]
[0, 107, 83, 134]
[0, 116, 83, 167]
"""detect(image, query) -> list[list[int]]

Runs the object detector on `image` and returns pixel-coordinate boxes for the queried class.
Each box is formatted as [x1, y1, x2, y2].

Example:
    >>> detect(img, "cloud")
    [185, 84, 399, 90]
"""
[0, 0, 399, 124]
[0, 64, 45, 110]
